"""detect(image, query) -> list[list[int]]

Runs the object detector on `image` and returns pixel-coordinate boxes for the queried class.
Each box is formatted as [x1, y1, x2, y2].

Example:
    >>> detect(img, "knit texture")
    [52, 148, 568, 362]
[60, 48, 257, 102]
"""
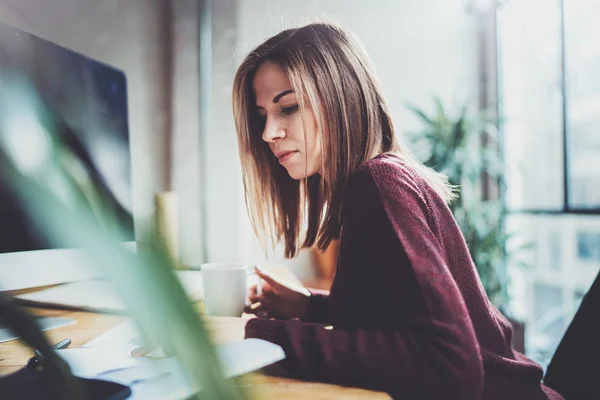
[245, 154, 564, 400]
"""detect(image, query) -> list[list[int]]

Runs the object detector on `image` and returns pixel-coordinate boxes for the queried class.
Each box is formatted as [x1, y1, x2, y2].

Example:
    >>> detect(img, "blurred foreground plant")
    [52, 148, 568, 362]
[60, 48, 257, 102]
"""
[0, 74, 245, 399]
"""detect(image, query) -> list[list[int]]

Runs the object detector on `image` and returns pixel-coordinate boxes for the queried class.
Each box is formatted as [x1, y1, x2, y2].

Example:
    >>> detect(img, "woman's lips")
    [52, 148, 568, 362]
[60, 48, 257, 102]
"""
[278, 151, 298, 164]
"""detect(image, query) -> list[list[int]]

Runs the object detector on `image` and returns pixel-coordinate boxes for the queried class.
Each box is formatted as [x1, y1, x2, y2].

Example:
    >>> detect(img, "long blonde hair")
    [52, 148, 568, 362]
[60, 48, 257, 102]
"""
[233, 22, 454, 258]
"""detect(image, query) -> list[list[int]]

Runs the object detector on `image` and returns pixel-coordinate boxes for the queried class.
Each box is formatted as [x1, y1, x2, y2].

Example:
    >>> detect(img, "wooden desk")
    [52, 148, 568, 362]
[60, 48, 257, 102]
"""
[0, 307, 389, 399]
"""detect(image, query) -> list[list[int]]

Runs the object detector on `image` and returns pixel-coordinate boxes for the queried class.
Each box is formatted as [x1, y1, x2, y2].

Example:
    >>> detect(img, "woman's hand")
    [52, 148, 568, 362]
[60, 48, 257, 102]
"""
[246, 266, 310, 320]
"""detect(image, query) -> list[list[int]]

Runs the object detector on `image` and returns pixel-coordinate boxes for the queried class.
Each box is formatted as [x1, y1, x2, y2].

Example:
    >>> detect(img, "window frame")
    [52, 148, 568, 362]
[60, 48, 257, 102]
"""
[496, 0, 600, 216]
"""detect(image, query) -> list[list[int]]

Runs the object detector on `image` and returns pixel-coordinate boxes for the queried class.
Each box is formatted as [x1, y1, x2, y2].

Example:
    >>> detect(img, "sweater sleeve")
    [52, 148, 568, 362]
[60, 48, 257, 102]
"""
[245, 163, 483, 399]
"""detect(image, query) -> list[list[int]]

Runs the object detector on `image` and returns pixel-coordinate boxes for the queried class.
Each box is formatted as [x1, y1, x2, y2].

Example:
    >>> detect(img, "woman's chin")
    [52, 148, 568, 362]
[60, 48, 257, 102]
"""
[284, 165, 310, 180]
[286, 170, 306, 180]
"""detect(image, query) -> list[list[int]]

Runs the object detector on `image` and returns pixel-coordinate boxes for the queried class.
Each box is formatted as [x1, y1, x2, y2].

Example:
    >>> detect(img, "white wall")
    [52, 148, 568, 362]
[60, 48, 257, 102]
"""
[203, 0, 246, 267]
[170, 0, 204, 266]
[204, 0, 480, 278]
[235, 0, 479, 132]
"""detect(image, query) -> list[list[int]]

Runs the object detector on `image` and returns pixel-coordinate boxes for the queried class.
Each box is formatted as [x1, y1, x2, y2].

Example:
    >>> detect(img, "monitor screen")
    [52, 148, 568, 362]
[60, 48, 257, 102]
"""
[0, 21, 134, 254]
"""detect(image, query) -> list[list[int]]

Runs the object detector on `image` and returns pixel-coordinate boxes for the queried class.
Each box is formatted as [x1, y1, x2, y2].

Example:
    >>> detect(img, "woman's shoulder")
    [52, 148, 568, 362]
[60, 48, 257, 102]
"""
[346, 153, 437, 226]
[352, 153, 422, 191]
[358, 152, 412, 171]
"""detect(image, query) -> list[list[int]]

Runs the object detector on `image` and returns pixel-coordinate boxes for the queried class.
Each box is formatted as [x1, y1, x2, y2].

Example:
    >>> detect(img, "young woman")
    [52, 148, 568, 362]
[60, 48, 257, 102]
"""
[232, 22, 563, 400]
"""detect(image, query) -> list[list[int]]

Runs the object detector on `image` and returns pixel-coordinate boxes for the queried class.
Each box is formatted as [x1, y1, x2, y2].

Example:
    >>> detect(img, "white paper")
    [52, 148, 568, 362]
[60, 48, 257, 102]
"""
[56, 348, 141, 379]
[64, 335, 285, 400]
[98, 358, 196, 400]
[94, 340, 285, 400]
[216, 338, 285, 377]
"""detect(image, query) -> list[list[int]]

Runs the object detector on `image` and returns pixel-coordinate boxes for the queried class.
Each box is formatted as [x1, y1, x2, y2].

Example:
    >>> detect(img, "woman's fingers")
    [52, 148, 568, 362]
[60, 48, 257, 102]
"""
[249, 292, 262, 303]
[246, 271, 282, 317]
[248, 284, 259, 299]
[244, 301, 262, 314]
[245, 302, 271, 319]
[245, 291, 276, 313]
[256, 310, 271, 319]
[245, 300, 272, 318]
[254, 266, 285, 292]
[250, 286, 280, 304]
[248, 282, 274, 298]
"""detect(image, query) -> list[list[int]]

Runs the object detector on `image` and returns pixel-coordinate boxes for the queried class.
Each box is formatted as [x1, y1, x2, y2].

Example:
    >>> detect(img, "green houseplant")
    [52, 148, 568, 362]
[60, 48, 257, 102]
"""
[405, 98, 514, 309]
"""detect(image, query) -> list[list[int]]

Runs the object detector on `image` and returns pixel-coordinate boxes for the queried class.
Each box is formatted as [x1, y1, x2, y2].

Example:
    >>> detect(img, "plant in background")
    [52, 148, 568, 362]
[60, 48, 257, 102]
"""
[405, 98, 529, 310]
[0, 73, 246, 399]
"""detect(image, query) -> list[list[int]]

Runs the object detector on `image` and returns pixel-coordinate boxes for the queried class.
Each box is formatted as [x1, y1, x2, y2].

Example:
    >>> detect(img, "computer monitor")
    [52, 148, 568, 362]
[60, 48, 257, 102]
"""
[0, 21, 134, 290]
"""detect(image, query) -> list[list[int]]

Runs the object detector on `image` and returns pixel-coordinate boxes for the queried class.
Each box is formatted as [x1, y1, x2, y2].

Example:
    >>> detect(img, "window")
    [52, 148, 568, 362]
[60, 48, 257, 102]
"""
[564, 0, 600, 209]
[577, 232, 600, 262]
[498, 0, 600, 368]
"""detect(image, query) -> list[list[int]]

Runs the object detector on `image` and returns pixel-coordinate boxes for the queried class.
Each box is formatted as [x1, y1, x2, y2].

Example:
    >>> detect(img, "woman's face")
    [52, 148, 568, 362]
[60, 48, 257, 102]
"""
[253, 61, 322, 180]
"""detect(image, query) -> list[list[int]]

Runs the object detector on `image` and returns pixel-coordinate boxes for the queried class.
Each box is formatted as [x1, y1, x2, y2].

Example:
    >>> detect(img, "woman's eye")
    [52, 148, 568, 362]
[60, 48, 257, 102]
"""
[281, 105, 299, 115]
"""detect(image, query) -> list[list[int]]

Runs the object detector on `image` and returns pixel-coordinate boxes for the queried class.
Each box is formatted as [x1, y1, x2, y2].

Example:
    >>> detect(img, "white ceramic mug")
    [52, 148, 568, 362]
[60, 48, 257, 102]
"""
[201, 263, 249, 316]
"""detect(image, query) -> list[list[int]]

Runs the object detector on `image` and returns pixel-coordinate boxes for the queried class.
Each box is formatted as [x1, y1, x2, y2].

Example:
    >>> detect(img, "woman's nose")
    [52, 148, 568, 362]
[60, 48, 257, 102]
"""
[262, 119, 286, 143]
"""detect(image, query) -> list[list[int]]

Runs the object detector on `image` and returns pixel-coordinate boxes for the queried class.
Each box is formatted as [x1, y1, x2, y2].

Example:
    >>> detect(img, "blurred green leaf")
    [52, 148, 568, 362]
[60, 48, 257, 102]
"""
[404, 102, 435, 126]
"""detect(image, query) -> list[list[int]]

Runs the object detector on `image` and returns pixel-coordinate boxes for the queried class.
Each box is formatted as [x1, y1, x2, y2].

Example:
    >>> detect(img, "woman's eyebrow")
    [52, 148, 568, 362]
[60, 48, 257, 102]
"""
[273, 90, 294, 103]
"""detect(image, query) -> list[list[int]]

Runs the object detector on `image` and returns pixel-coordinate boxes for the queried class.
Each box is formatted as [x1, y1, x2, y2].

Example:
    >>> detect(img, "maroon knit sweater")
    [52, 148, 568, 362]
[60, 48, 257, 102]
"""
[245, 154, 563, 400]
